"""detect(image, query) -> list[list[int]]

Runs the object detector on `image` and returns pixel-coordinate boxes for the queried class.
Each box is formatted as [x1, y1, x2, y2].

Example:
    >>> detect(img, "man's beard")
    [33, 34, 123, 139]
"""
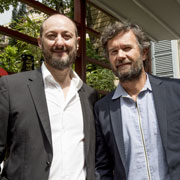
[42, 45, 77, 70]
[112, 56, 144, 83]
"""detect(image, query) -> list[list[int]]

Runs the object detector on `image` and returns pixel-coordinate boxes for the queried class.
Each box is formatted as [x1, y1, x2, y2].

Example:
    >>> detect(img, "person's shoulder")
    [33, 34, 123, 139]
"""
[81, 83, 96, 92]
[4, 69, 37, 78]
[95, 90, 115, 108]
[81, 83, 99, 102]
[0, 69, 41, 85]
[149, 73, 180, 86]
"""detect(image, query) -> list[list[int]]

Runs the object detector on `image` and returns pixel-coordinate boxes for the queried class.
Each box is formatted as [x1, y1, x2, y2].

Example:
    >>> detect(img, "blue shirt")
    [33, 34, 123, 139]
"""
[112, 75, 170, 180]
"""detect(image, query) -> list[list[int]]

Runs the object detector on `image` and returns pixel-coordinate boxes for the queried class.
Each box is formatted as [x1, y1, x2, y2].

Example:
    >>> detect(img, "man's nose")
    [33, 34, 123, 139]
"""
[55, 35, 64, 46]
[117, 49, 126, 59]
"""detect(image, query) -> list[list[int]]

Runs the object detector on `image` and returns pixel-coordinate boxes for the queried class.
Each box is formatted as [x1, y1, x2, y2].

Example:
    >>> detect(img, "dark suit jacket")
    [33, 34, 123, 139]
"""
[95, 74, 180, 180]
[0, 68, 98, 180]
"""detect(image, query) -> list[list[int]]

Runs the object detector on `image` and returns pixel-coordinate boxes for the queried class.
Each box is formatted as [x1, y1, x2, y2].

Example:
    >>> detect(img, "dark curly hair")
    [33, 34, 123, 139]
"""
[101, 22, 150, 59]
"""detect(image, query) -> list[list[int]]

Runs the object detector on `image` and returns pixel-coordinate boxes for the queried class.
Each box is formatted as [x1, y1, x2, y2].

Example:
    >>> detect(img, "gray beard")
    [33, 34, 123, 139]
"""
[42, 48, 77, 71]
[113, 58, 144, 83]
[115, 66, 143, 83]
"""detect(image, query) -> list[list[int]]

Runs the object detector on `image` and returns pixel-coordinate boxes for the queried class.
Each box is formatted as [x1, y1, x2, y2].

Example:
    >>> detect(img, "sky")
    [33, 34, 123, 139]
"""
[0, 0, 43, 25]
[0, 6, 13, 25]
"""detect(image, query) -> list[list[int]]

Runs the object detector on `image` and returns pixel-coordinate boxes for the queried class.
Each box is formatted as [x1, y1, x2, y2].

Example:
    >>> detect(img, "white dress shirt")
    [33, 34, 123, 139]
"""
[41, 63, 86, 180]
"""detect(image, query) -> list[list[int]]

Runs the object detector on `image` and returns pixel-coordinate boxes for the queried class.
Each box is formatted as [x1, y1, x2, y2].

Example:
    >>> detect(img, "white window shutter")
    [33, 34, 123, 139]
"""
[151, 40, 180, 78]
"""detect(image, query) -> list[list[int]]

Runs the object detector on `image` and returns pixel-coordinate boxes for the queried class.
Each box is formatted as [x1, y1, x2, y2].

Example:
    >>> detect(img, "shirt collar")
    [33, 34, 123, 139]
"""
[41, 62, 83, 90]
[112, 73, 152, 100]
[71, 70, 83, 91]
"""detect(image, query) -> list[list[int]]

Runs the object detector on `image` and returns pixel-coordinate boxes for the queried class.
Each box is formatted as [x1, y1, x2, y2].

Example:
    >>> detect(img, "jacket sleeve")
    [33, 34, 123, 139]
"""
[0, 77, 10, 173]
[94, 103, 114, 180]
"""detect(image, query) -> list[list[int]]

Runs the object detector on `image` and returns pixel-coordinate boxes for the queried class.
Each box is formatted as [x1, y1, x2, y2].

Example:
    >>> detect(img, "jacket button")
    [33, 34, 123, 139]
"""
[46, 161, 51, 170]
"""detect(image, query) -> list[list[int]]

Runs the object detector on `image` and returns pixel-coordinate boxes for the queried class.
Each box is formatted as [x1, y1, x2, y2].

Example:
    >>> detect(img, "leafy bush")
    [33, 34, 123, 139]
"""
[86, 38, 115, 92]
[86, 65, 115, 92]
[0, 45, 21, 73]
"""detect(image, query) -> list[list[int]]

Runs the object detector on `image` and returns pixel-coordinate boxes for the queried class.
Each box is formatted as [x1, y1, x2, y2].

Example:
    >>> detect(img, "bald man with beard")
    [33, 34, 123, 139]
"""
[0, 14, 98, 180]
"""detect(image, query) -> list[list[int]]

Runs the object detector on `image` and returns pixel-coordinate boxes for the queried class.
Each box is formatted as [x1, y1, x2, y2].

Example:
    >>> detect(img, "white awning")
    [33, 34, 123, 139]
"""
[89, 0, 180, 41]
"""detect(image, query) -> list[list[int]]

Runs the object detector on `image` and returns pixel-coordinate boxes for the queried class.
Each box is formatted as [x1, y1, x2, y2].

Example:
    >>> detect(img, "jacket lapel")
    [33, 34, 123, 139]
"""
[149, 74, 167, 151]
[110, 97, 126, 168]
[27, 69, 52, 148]
[78, 85, 92, 160]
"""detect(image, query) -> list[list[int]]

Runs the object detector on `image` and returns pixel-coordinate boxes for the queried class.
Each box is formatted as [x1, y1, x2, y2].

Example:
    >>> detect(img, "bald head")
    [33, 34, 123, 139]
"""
[40, 14, 78, 38]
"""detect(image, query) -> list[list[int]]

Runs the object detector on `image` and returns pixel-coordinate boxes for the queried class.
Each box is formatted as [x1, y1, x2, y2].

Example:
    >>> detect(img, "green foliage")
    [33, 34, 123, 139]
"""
[9, 3, 28, 45]
[1, 9, 43, 72]
[12, 15, 42, 38]
[0, 45, 21, 73]
[0, 41, 42, 73]
[86, 38, 115, 92]
[86, 66, 115, 92]
[9, 10, 43, 69]
[0, 0, 18, 13]
[42, 0, 73, 17]
[16, 40, 42, 68]
[86, 38, 106, 63]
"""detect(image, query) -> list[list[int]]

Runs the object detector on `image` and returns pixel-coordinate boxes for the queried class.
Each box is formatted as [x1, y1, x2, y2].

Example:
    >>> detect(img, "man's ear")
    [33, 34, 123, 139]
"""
[76, 36, 80, 50]
[142, 48, 149, 61]
[38, 37, 42, 49]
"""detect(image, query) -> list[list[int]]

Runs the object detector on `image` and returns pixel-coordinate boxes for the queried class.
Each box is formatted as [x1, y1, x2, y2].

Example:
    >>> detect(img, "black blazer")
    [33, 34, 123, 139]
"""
[0, 68, 98, 180]
[95, 74, 180, 180]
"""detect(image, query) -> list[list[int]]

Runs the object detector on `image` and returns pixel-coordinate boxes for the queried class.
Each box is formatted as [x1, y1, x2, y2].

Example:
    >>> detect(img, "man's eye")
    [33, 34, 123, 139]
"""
[63, 34, 72, 40]
[110, 50, 118, 55]
[123, 47, 131, 51]
[47, 34, 56, 40]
